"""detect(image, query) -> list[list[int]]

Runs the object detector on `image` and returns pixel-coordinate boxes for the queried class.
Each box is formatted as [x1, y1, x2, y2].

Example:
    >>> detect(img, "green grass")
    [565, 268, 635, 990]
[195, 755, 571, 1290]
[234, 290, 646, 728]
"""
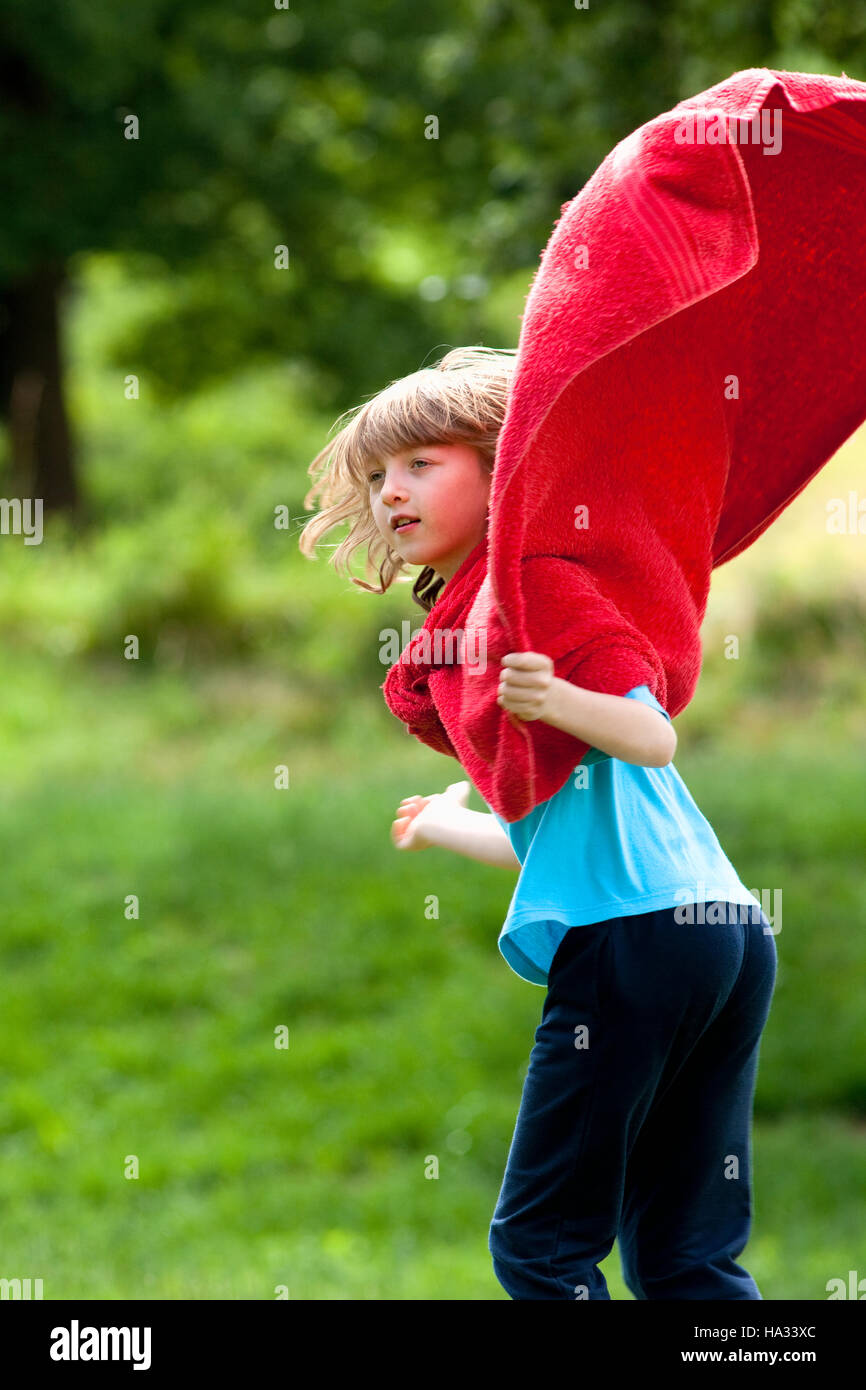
[1, 651, 865, 1299]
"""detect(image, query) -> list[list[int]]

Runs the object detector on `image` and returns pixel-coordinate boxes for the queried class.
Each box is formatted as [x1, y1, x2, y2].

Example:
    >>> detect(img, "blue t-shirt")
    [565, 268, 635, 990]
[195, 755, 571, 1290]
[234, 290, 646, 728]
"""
[487, 685, 759, 986]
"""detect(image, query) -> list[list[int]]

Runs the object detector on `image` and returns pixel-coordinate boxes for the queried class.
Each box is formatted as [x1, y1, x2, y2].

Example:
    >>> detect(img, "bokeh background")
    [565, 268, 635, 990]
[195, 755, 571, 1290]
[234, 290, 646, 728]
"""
[0, 1, 864, 1299]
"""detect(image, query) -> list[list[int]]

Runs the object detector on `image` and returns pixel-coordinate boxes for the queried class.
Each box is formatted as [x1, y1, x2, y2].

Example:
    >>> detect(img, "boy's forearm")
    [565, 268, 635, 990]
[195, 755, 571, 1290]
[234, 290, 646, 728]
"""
[423, 806, 521, 870]
[541, 677, 676, 766]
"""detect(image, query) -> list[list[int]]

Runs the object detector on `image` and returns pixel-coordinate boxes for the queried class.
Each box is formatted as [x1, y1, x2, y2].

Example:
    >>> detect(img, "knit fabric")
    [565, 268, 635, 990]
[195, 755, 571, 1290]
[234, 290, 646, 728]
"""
[383, 68, 866, 820]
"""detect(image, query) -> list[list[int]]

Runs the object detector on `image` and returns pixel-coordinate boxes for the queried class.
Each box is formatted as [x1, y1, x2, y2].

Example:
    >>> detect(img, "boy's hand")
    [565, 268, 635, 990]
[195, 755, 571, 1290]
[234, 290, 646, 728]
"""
[497, 651, 556, 723]
[391, 780, 471, 851]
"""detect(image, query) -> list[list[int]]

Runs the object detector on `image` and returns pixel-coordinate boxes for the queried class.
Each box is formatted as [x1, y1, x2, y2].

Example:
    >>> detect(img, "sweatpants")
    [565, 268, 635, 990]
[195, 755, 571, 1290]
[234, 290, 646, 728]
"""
[488, 900, 778, 1299]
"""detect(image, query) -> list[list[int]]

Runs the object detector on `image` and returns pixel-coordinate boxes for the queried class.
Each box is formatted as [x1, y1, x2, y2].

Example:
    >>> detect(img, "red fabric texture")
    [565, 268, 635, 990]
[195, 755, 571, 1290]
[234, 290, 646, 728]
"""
[383, 68, 866, 820]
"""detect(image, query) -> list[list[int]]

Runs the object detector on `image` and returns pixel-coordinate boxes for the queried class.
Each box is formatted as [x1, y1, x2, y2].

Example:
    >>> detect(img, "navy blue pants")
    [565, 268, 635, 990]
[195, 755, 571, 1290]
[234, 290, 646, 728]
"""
[489, 901, 778, 1299]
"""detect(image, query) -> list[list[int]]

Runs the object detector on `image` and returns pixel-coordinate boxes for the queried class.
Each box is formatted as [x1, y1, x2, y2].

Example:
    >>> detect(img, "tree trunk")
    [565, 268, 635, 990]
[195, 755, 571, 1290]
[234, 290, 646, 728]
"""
[0, 262, 79, 513]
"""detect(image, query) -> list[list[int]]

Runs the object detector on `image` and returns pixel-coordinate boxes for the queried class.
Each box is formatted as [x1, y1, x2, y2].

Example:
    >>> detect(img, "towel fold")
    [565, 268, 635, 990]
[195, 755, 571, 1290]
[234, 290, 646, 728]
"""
[383, 68, 866, 820]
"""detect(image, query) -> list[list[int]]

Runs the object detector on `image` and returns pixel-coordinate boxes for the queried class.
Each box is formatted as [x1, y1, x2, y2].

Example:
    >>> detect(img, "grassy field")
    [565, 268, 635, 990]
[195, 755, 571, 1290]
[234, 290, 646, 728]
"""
[0, 641, 864, 1299]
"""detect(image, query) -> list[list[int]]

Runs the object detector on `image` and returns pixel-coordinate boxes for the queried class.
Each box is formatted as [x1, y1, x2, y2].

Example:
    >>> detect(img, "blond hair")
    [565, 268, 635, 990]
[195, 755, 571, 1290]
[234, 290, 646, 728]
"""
[298, 344, 517, 611]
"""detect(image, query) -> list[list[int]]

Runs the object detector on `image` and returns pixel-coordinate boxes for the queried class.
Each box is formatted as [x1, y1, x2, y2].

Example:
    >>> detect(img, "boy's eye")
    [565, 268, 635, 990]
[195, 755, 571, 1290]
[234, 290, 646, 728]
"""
[369, 458, 430, 485]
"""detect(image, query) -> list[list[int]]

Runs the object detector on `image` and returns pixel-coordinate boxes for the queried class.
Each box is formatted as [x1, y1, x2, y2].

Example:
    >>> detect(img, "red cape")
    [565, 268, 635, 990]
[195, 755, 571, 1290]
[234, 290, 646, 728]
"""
[383, 68, 866, 820]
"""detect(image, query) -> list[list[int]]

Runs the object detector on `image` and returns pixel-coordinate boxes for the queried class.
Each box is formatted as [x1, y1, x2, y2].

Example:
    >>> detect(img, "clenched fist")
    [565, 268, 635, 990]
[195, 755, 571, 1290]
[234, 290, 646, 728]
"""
[497, 651, 556, 722]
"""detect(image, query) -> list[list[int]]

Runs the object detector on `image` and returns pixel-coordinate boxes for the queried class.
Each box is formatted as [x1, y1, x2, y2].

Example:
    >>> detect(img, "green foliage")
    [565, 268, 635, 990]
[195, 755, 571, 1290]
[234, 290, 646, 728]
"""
[747, 587, 866, 698]
[3, 0, 862, 410]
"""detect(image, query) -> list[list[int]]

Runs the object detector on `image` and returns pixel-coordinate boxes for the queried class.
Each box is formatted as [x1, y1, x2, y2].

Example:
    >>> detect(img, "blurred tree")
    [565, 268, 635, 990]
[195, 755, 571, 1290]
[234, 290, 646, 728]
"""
[0, 0, 860, 511]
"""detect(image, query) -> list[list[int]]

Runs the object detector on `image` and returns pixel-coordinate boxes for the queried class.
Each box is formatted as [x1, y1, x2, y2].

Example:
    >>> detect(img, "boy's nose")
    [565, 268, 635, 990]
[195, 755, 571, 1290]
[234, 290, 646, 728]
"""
[382, 480, 410, 505]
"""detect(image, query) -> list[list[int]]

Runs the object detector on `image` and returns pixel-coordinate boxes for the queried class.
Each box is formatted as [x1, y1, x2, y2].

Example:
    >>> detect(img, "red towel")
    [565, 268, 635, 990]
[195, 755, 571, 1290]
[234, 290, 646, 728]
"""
[383, 68, 866, 821]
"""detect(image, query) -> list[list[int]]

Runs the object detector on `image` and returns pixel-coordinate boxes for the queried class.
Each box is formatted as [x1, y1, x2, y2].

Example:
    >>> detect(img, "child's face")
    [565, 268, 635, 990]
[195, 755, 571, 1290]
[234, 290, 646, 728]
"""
[369, 442, 490, 583]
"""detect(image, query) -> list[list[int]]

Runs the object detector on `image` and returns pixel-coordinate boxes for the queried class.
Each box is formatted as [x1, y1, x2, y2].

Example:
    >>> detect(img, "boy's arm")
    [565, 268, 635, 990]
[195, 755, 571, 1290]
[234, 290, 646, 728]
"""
[541, 678, 676, 767]
[422, 806, 521, 870]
